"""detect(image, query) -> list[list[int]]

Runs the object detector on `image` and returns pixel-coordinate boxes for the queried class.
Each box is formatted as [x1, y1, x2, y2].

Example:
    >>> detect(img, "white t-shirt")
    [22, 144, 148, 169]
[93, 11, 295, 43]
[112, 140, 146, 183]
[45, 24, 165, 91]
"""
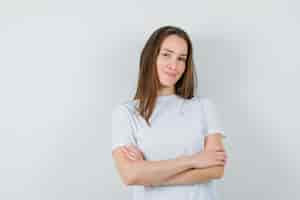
[111, 94, 226, 200]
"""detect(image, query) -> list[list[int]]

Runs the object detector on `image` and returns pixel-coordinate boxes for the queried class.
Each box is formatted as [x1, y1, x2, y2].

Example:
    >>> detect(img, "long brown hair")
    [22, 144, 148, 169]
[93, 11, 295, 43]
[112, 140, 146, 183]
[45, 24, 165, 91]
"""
[133, 25, 198, 126]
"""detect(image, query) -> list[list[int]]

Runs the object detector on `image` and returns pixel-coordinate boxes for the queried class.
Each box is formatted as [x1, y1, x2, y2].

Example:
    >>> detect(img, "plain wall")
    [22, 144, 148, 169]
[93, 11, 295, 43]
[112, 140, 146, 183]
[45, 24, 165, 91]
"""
[0, 0, 299, 199]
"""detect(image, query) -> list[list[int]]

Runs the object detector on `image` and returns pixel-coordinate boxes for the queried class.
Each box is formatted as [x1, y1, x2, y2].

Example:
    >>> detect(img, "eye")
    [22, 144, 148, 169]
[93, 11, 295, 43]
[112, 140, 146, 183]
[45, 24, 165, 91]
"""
[178, 57, 186, 62]
[162, 53, 170, 57]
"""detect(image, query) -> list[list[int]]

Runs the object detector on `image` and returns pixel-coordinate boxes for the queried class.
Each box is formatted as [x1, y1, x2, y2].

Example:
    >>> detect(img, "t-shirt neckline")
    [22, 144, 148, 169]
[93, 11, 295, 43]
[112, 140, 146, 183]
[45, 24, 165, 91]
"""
[156, 94, 178, 101]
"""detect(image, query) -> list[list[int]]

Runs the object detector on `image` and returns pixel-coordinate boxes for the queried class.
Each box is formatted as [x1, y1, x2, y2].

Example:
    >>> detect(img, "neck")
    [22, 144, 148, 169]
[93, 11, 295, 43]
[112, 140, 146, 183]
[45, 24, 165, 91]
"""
[157, 86, 175, 96]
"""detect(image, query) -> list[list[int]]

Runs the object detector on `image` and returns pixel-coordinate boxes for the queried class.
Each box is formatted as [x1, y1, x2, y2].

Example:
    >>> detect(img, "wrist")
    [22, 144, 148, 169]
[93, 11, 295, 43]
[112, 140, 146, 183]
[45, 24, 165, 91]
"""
[176, 154, 194, 169]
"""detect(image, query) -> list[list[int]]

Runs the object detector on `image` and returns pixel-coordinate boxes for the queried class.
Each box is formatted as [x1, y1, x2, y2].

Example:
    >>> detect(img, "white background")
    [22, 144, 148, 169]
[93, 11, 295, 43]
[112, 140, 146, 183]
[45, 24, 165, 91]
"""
[0, 0, 299, 199]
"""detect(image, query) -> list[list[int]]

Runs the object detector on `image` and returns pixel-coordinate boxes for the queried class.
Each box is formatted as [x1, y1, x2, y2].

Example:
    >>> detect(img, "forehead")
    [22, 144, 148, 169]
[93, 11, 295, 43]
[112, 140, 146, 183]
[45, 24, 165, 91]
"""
[160, 35, 188, 55]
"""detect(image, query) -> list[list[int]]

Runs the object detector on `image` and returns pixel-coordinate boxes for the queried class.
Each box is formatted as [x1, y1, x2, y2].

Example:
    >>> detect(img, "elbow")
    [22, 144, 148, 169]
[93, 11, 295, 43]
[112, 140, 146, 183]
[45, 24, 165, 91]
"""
[124, 173, 151, 186]
[212, 167, 225, 179]
[119, 161, 150, 186]
[215, 171, 224, 179]
[123, 171, 152, 186]
[122, 171, 139, 186]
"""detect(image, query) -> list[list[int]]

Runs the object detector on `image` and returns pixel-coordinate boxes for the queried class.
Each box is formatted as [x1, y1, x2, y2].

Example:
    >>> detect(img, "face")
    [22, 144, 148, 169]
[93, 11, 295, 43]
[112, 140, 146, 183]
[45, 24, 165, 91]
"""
[156, 35, 188, 89]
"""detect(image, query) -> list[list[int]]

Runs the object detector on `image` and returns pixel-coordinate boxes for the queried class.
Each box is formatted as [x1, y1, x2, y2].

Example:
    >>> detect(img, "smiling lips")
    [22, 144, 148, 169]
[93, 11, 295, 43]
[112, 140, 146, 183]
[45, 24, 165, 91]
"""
[165, 71, 177, 78]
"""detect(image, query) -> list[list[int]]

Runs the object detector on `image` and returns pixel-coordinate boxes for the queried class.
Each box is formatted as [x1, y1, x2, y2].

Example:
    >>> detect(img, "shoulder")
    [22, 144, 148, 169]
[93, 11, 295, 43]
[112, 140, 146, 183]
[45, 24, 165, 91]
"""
[188, 95, 214, 107]
[112, 99, 139, 117]
[177, 95, 213, 115]
[186, 96, 219, 115]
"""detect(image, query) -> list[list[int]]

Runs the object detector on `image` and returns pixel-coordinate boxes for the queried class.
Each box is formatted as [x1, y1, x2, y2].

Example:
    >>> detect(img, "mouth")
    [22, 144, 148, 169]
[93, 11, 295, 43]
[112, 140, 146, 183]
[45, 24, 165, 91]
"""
[165, 71, 177, 78]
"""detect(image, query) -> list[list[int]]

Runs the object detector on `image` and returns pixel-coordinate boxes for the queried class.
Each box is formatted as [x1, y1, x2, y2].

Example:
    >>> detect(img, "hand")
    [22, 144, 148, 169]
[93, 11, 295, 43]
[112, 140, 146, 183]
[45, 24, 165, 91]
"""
[121, 144, 145, 161]
[189, 148, 227, 169]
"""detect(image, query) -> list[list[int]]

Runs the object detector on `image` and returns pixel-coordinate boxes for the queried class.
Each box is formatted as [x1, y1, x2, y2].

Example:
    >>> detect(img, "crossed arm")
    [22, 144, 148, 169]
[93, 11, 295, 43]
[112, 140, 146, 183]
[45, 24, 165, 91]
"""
[156, 133, 227, 186]
[112, 133, 227, 187]
[152, 163, 225, 186]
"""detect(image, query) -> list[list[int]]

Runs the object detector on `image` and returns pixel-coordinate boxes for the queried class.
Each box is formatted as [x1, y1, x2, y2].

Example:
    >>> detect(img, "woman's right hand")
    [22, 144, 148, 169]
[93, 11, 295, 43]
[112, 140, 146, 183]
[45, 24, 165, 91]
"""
[189, 149, 227, 169]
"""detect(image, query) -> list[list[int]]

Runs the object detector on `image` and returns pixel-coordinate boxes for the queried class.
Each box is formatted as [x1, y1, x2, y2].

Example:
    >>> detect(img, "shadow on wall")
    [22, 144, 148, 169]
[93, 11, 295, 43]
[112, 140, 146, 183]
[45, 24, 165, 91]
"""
[193, 35, 297, 199]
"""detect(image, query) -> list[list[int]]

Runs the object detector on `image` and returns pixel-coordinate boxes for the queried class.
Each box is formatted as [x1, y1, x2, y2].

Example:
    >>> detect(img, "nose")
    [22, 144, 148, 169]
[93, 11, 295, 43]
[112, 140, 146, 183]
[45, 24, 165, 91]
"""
[167, 59, 178, 70]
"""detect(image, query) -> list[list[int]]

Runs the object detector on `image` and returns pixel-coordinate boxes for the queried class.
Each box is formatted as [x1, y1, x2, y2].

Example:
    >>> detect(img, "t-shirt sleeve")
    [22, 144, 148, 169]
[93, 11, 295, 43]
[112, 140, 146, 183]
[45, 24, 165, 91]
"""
[111, 104, 137, 151]
[202, 98, 226, 138]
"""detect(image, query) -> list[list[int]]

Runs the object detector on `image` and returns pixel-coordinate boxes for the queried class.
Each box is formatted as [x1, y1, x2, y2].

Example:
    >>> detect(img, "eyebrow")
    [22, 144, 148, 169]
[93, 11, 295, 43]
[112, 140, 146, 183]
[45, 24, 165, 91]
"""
[161, 48, 187, 57]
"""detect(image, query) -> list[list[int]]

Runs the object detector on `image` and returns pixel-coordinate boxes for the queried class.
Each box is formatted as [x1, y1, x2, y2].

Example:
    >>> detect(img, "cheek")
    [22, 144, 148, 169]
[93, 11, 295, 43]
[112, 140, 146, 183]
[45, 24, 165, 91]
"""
[156, 63, 163, 75]
[156, 64, 166, 81]
[156, 58, 166, 69]
[178, 64, 186, 75]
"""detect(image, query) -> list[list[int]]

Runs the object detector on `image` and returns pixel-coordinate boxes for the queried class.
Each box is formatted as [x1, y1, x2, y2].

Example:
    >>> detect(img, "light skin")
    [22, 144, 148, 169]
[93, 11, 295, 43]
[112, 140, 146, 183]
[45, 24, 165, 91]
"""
[121, 133, 227, 186]
[156, 35, 187, 96]
[112, 34, 228, 186]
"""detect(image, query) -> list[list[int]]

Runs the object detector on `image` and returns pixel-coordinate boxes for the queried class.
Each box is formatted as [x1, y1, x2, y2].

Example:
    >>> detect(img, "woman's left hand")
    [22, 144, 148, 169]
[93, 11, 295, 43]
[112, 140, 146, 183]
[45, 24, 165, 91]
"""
[121, 144, 145, 161]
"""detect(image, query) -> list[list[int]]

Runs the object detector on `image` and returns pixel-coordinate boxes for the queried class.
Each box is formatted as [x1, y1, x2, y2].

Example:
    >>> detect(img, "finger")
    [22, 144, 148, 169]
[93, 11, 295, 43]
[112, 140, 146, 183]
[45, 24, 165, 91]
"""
[216, 156, 226, 162]
[122, 147, 139, 160]
[127, 155, 137, 160]
[125, 147, 140, 158]
[126, 146, 144, 159]
[216, 152, 226, 157]
[216, 161, 225, 166]
[122, 146, 138, 157]
[121, 147, 132, 159]
[121, 146, 129, 154]
[215, 148, 225, 152]
[126, 146, 140, 156]
[126, 145, 143, 156]
[126, 144, 138, 149]
[218, 156, 227, 163]
[121, 147, 131, 156]
[216, 153, 226, 158]
[124, 146, 140, 158]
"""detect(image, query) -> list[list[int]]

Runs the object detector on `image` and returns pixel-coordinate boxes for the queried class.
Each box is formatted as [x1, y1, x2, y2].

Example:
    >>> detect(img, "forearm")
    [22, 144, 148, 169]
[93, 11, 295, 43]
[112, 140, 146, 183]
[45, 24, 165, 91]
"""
[130, 156, 192, 186]
[151, 166, 224, 187]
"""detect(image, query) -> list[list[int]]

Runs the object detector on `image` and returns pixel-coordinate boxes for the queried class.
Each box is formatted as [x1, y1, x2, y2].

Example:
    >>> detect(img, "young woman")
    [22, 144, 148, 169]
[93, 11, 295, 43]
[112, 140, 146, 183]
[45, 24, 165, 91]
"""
[111, 25, 228, 200]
